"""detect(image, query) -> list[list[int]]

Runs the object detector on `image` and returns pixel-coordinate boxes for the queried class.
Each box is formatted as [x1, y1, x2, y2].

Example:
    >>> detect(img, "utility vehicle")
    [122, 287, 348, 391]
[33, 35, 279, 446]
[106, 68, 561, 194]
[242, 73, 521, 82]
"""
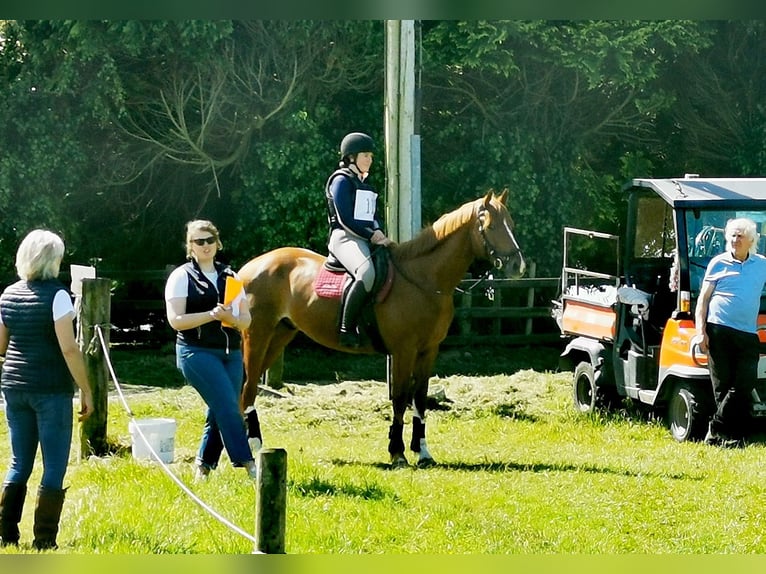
[554, 176, 766, 441]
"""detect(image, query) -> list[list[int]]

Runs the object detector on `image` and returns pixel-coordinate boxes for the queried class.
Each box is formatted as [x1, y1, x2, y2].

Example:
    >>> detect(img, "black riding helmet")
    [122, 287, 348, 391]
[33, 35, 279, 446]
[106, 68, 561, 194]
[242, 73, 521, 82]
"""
[340, 132, 375, 160]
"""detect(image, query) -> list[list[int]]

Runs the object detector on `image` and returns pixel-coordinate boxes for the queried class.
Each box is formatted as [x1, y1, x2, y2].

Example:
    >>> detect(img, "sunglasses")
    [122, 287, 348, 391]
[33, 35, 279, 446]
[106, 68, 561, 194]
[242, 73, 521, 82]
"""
[191, 236, 217, 246]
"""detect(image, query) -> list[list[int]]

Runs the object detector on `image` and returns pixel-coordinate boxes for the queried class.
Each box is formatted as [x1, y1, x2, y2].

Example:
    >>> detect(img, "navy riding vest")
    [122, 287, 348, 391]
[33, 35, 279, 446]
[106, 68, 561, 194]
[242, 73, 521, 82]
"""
[324, 167, 381, 240]
[0, 279, 74, 394]
[176, 259, 242, 352]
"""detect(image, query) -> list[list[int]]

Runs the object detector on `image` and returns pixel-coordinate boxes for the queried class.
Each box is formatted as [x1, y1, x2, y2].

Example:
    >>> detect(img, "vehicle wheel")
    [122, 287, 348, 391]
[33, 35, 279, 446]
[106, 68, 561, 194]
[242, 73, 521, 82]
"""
[573, 361, 598, 413]
[667, 381, 710, 442]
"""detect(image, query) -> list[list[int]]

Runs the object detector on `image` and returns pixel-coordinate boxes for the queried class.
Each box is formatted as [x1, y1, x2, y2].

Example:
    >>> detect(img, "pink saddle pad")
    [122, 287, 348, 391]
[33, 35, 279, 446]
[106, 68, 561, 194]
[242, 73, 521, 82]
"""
[314, 267, 348, 299]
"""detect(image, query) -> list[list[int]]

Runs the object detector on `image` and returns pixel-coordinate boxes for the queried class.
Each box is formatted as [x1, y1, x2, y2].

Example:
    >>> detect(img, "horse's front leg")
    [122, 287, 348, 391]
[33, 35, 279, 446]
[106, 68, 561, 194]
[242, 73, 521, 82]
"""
[411, 394, 435, 468]
[410, 349, 438, 467]
[388, 398, 408, 468]
[387, 353, 415, 468]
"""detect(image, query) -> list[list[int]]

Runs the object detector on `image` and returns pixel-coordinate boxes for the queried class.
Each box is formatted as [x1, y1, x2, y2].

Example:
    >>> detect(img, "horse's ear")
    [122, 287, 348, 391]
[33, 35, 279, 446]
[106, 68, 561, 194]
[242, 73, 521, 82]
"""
[498, 188, 509, 205]
[482, 191, 493, 208]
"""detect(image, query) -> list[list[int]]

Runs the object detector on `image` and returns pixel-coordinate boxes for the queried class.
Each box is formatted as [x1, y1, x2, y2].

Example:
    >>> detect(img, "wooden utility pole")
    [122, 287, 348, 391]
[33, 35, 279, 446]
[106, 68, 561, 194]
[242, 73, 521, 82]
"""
[77, 277, 111, 458]
[385, 20, 421, 243]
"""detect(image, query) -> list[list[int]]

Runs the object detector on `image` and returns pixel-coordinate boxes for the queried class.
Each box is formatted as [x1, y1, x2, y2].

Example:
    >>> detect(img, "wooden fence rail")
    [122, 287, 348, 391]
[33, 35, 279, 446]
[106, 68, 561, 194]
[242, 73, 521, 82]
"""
[92, 266, 562, 348]
[444, 264, 561, 346]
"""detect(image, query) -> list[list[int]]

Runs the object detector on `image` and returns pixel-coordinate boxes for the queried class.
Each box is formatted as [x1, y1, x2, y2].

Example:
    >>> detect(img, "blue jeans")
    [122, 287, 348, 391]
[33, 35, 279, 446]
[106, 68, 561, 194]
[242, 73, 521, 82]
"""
[176, 342, 253, 469]
[1, 389, 73, 490]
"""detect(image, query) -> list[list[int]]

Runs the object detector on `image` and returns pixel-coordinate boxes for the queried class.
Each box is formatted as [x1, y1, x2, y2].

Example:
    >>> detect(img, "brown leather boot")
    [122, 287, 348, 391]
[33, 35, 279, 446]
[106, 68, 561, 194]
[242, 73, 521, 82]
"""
[0, 482, 27, 546]
[32, 487, 66, 550]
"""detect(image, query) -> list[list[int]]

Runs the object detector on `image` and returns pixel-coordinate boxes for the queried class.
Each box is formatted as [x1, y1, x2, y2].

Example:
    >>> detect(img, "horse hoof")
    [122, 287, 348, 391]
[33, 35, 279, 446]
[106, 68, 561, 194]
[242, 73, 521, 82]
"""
[417, 457, 437, 468]
[390, 455, 409, 469]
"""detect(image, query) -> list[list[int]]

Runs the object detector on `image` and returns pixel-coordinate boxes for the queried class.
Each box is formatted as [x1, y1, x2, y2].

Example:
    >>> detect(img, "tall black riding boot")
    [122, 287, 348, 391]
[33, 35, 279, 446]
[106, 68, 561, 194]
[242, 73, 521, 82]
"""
[0, 482, 27, 546]
[33, 486, 66, 550]
[339, 280, 370, 348]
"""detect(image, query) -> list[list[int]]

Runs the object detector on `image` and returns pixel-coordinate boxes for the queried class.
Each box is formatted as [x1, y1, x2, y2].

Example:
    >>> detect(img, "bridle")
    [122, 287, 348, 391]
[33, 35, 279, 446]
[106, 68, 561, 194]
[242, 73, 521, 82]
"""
[454, 203, 523, 300]
[477, 203, 522, 272]
[389, 202, 524, 299]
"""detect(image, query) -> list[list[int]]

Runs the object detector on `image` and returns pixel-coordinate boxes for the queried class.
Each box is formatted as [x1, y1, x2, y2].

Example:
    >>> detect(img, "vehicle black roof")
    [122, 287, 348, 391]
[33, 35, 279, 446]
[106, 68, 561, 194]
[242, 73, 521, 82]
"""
[625, 177, 766, 209]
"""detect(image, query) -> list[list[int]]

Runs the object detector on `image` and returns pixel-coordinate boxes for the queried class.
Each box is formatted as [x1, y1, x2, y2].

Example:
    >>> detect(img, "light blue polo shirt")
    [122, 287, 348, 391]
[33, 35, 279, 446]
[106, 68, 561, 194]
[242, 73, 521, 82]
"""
[703, 251, 766, 334]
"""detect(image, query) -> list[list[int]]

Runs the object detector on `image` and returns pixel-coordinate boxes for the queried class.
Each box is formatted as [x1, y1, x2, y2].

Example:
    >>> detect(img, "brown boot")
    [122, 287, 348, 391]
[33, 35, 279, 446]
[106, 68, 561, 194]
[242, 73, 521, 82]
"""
[32, 487, 66, 550]
[0, 482, 27, 546]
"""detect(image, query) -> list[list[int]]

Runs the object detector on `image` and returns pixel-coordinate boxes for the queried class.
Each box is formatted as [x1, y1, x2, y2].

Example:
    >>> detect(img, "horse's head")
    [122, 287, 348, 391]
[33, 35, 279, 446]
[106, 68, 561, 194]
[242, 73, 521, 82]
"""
[473, 189, 526, 278]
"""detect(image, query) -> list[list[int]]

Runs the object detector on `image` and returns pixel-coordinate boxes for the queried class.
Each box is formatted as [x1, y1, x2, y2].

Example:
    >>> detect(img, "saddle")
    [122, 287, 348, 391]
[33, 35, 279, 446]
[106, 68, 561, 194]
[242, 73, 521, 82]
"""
[314, 245, 394, 303]
[313, 246, 394, 353]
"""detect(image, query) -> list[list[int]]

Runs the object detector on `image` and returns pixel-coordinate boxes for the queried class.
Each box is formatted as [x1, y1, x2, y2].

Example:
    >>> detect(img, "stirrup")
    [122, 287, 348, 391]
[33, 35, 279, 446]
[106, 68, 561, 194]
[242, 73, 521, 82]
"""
[339, 329, 361, 348]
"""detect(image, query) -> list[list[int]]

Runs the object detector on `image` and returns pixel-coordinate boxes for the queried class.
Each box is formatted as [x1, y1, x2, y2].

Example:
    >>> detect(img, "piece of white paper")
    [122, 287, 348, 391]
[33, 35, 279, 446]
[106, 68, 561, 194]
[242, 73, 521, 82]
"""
[70, 264, 96, 296]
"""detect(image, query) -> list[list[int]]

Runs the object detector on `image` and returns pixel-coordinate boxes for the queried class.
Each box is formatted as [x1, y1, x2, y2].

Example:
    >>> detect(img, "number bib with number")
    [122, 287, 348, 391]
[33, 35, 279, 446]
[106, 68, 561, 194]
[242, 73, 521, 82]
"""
[353, 189, 377, 222]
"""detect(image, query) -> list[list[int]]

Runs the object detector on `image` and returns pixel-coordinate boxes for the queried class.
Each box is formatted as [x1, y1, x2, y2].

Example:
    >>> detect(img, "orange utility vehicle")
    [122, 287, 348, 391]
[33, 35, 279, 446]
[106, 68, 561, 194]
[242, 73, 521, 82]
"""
[554, 176, 766, 441]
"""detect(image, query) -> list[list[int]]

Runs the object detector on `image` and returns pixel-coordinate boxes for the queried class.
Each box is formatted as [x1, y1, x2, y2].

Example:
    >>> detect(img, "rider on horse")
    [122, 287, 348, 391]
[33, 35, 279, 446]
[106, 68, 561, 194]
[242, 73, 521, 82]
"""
[324, 132, 394, 348]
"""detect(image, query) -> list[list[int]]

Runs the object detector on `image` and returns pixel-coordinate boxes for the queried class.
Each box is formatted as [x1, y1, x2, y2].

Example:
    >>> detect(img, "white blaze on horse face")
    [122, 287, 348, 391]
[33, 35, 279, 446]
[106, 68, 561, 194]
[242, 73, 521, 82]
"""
[502, 219, 526, 276]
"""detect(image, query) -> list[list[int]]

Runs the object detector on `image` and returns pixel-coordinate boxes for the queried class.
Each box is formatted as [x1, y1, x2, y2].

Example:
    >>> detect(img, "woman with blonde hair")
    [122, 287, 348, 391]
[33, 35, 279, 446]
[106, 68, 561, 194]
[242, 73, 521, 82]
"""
[164, 220, 258, 480]
[0, 229, 94, 549]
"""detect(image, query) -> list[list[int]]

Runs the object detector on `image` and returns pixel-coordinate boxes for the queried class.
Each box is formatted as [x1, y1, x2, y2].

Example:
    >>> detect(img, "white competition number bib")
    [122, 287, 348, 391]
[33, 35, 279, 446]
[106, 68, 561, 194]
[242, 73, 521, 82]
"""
[353, 189, 377, 222]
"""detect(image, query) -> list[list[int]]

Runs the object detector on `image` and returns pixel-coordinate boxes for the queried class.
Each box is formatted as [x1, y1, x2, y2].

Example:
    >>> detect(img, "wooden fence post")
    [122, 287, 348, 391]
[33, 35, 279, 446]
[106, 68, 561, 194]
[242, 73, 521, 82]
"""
[459, 289, 472, 341]
[255, 447, 287, 554]
[78, 277, 111, 459]
[525, 261, 537, 336]
[492, 280, 502, 337]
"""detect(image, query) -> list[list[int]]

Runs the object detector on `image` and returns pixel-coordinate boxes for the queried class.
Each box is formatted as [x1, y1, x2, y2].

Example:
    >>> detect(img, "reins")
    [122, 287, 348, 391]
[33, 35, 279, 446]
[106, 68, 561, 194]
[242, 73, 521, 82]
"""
[387, 251, 451, 297]
[386, 202, 509, 301]
[453, 267, 497, 301]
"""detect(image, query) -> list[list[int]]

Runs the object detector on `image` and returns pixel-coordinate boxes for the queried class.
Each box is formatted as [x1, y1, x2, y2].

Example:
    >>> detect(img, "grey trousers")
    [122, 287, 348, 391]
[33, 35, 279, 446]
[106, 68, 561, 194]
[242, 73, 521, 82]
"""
[328, 229, 375, 291]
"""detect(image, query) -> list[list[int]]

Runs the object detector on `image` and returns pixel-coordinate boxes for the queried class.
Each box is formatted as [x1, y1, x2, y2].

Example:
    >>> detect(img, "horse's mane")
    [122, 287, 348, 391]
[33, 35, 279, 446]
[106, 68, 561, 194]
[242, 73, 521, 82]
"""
[392, 199, 477, 261]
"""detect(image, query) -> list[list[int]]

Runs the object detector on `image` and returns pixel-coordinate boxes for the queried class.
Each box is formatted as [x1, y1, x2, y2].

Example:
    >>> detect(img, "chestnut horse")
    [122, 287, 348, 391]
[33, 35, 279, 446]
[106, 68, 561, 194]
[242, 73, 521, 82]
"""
[238, 190, 525, 467]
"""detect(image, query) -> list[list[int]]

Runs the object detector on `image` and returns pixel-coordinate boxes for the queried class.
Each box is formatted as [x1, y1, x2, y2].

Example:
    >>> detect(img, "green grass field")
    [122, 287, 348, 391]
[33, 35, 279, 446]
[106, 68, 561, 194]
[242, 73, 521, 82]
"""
[2, 342, 766, 554]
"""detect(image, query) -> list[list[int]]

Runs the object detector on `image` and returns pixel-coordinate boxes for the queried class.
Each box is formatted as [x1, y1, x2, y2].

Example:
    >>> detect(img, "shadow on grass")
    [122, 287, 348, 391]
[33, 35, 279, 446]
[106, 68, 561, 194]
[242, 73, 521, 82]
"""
[330, 458, 704, 481]
[290, 476, 402, 502]
[282, 336, 564, 383]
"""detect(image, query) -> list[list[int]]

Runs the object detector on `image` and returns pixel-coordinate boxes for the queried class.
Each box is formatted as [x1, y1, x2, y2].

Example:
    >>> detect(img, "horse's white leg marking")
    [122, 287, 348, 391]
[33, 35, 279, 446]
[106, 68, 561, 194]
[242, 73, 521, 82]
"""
[412, 402, 433, 463]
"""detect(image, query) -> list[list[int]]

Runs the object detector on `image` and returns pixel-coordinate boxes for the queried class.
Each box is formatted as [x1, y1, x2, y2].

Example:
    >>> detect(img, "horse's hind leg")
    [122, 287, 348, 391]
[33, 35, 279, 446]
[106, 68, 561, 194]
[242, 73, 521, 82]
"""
[260, 320, 299, 386]
[410, 348, 439, 467]
[241, 320, 297, 408]
[241, 320, 297, 453]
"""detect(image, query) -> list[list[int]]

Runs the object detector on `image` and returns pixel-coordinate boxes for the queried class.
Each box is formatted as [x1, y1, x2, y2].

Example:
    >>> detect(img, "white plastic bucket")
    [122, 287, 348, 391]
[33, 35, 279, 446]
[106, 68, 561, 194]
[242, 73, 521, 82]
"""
[129, 418, 176, 463]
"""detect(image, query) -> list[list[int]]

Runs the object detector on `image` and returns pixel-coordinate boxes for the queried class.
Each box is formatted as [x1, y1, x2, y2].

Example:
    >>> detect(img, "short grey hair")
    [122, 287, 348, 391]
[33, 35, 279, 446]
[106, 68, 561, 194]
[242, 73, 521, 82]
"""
[15, 229, 66, 281]
[725, 217, 758, 256]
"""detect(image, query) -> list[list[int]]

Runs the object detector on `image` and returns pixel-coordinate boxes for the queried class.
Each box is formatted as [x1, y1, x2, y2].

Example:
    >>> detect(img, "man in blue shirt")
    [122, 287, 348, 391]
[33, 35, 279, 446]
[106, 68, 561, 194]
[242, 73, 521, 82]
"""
[696, 217, 766, 447]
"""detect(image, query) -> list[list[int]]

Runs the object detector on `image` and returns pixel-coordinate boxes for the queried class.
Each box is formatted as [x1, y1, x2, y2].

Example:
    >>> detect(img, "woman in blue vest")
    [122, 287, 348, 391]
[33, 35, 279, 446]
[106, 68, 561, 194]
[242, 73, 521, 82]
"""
[325, 132, 393, 347]
[0, 229, 94, 550]
[164, 220, 258, 481]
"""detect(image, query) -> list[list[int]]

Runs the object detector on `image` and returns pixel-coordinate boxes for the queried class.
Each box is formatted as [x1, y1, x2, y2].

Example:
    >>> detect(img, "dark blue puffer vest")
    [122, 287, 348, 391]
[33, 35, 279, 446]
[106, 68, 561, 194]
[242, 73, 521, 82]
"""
[324, 167, 379, 238]
[0, 279, 74, 394]
[177, 259, 242, 352]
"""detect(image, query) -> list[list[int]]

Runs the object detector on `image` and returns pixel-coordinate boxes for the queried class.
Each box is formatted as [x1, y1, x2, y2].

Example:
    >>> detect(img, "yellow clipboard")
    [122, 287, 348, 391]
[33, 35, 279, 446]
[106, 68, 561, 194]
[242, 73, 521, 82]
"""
[222, 276, 244, 328]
